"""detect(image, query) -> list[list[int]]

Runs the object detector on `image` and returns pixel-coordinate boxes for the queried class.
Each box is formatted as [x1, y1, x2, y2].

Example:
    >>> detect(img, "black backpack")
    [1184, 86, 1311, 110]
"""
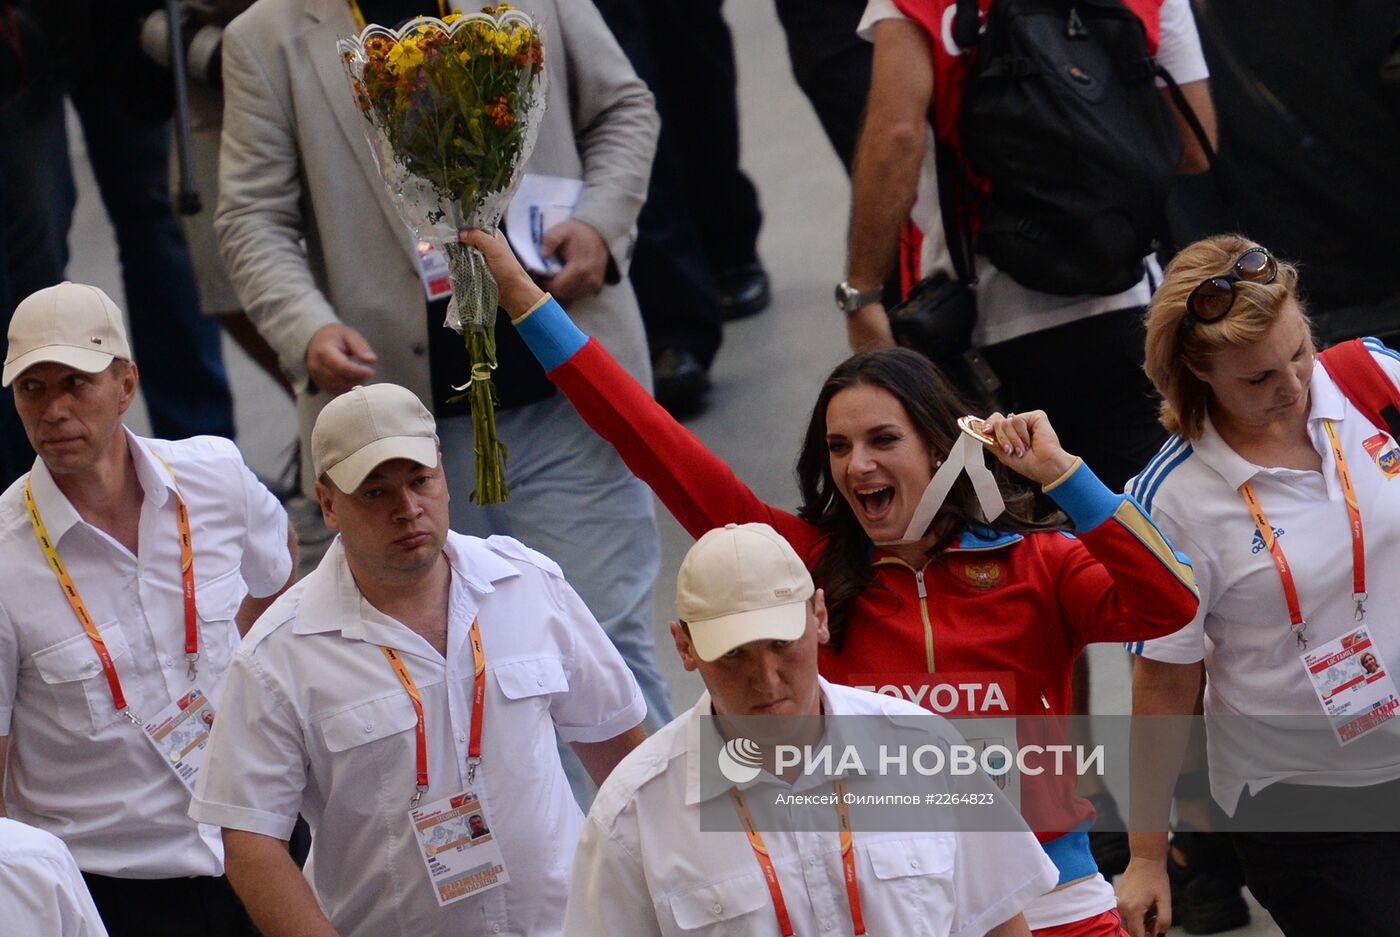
[942, 0, 1211, 297]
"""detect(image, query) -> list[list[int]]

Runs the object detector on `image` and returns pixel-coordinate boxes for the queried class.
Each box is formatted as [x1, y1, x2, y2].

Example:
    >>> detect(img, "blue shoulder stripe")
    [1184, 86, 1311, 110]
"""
[1142, 443, 1193, 513]
[1130, 434, 1185, 503]
[1361, 337, 1400, 364]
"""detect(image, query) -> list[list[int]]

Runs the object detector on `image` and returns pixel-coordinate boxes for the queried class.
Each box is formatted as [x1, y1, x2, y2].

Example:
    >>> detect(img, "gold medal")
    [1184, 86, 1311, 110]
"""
[957, 415, 996, 448]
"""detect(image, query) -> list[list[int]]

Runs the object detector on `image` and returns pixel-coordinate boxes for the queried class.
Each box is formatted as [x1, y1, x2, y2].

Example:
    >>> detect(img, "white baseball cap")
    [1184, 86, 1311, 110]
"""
[3, 282, 132, 387]
[312, 384, 440, 491]
[676, 523, 815, 661]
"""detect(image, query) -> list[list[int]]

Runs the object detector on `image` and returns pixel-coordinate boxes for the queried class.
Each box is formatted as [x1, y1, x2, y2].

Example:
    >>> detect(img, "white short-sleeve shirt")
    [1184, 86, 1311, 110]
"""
[0, 430, 292, 877]
[1127, 341, 1400, 812]
[856, 0, 1210, 346]
[564, 679, 1057, 937]
[191, 531, 646, 937]
[0, 818, 109, 936]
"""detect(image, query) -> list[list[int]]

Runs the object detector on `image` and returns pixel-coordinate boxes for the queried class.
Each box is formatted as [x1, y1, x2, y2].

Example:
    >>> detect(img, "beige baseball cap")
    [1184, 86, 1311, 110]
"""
[676, 523, 815, 661]
[312, 384, 440, 491]
[3, 282, 132, 387]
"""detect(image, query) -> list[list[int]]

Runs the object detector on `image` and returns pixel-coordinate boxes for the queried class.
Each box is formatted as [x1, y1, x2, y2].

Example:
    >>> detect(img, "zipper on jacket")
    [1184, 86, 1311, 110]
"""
[913, 569, 934, 672]
[872, 556, 936, 672]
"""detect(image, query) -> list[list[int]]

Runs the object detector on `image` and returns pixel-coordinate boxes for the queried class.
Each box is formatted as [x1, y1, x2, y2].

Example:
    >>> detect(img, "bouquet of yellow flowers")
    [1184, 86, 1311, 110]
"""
[339, 4, 546, 504]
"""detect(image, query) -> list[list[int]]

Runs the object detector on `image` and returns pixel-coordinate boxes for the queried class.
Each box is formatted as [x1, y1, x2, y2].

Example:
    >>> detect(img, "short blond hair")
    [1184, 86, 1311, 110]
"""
[1144, 234, 1310, 440]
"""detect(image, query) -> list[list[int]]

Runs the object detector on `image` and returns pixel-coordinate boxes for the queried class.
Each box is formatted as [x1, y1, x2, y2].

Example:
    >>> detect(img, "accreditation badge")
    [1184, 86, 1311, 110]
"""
[415, 239, 454, 302]
[1301, 625, 1400, 744]
[141, 687, 216, 792]
[410, 790, 510, 906]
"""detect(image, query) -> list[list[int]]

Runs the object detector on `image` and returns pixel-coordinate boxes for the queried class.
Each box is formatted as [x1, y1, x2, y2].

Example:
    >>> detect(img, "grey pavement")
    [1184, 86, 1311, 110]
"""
[62, 1, 1278, 933]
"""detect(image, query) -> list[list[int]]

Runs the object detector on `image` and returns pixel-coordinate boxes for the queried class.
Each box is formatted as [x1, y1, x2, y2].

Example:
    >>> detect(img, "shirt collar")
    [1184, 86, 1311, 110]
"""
[292, 533, 521, 649]
[25, 430, 175, 545]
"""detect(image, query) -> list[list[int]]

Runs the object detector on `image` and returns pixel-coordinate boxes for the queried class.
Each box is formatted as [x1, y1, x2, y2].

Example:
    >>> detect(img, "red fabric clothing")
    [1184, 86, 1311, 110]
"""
[1034, 908, 1130, 937]
[547, 338, 1197, 837]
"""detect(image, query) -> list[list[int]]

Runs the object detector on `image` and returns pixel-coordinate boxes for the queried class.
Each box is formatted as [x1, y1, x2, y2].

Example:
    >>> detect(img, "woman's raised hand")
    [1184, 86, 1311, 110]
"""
[458, 228, 547, 320]
[980, 409, 1078, 487]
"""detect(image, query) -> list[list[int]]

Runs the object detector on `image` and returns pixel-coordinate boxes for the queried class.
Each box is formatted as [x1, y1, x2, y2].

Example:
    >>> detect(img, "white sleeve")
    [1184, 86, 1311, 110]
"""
[0, 824, 110, 937]
[857, 0, 908, 42]
[543, 572, 646, 744]
[948, 830, 1057, 937]
[562, 815, 661, 937]
[235, 458, 292, 597]
[1132, 515, 1210, 664]
[190, 650, 307, 839]
[1155, 0, 1209, 83]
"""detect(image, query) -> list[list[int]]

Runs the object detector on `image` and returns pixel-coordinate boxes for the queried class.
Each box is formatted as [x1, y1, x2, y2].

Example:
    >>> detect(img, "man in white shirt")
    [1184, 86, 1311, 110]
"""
[0, 282, 297, 937]
[0, 818, 110, 937]
[564, 522, 1057, 937]
[191, 382, 649, 937]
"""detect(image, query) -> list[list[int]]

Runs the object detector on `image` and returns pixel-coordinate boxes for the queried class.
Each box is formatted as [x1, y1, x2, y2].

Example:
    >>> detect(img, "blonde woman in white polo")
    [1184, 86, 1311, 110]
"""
[1116, 235, 1400, 937]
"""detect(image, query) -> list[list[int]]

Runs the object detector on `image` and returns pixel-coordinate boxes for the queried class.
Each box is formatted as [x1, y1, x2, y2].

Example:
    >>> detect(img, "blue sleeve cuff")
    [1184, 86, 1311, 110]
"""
[513, 296, 588, 371]
[1043, 459, 1121, 531]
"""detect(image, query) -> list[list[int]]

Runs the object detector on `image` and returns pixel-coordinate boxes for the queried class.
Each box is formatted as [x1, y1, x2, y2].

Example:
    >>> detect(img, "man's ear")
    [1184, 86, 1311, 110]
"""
[670, 621, 701, 673]
[314, 479, 340, 532]
[117, 362, 140, 415]
[812, 588, 830, 646]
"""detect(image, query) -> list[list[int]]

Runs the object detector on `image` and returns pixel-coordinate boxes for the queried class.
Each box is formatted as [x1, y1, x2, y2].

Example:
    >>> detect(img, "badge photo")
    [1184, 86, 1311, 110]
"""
[1362, 432, 1400, 478]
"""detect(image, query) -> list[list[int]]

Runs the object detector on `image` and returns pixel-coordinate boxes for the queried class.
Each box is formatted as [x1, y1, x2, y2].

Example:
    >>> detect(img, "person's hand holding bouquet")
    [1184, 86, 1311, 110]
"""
[339, 4, 546, 504]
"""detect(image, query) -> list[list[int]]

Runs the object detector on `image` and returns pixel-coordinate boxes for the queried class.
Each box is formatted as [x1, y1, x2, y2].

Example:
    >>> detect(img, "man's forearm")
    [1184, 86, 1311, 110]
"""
[224, 829, 340, 937]
[846, 19, 935, 292]
[847, 123, 925, 291]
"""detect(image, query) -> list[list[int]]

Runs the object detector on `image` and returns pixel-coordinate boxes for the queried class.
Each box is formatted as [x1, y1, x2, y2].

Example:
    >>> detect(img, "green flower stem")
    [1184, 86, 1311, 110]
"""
[465, 327, 508, 504]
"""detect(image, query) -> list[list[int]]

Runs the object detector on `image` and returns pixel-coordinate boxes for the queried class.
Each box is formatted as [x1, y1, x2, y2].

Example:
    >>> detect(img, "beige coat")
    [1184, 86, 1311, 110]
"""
[217, 0, 656, 455]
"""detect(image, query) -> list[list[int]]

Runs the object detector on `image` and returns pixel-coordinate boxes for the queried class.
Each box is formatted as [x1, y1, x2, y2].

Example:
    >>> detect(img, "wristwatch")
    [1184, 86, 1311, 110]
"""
[834, 281, 883, 314]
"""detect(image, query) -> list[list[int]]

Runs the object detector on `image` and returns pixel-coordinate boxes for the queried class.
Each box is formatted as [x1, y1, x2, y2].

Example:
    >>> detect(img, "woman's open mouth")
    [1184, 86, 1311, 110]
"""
[853, 485, 896, 522]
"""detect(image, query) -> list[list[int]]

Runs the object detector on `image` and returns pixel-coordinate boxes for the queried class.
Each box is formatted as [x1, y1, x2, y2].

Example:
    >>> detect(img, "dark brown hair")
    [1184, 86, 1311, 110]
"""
[795, 349, 1059, 650]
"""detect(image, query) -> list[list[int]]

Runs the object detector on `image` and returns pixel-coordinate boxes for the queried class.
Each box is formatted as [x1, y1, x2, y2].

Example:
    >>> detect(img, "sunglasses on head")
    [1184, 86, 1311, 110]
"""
[1182, 246, 1279, 326]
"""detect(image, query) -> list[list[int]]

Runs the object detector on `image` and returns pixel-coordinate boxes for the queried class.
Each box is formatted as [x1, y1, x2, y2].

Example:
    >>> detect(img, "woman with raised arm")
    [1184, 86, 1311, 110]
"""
[464, 229, 1199, 937]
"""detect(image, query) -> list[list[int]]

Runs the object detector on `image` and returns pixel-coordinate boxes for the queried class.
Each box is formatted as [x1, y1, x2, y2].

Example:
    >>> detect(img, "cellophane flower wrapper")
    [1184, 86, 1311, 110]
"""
[338, 5, 547, 504]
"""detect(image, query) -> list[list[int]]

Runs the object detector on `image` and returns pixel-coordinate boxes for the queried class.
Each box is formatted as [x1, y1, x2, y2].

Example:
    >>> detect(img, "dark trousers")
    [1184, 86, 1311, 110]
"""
[773, 0, 873, 173]
[0, 76, 235, 489]
[592, 0, 723, 366]
[82, 872, 251, 937]
[982, 308, 1165, 494]
[642, 0, 762, 274]
[1230, 780, 1400, 937]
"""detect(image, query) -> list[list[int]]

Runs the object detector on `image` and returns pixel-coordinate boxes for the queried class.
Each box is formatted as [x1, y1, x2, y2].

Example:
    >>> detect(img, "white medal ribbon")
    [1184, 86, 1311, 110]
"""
[874, 432, 1005, 547]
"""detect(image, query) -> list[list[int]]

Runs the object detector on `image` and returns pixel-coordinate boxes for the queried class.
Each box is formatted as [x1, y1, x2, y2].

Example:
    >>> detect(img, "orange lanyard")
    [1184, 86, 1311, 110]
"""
[381, 616, 486, 804]
[348, 0, 448, 30]
[1238, 420, 1366, 649]
[24, 474, 200, 723]
[729, 779, 866, 936]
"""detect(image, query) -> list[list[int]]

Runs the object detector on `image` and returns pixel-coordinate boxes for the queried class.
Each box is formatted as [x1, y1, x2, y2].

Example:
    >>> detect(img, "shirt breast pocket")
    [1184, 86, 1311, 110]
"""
[493, 656, 568, 710]
[864, 835, 957, 935]
[316, 693, 420, 819]
[31, 622, 137, 733]
[194, 568, 246, 673]
[665, 872, 775, 936]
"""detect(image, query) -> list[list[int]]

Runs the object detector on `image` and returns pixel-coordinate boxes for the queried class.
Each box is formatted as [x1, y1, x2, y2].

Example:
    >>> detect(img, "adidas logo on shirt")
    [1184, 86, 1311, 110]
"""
[1250, 526, 1285, 555]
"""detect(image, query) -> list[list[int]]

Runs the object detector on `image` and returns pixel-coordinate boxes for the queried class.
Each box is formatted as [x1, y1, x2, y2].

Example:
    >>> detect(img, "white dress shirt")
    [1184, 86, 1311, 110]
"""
[191, 531, 646, 937]
[0, 818, 109, 936]
[1128, 340, 1400, 812]
[565, 679, 1057, 937]
[0, 430, 291, 877]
